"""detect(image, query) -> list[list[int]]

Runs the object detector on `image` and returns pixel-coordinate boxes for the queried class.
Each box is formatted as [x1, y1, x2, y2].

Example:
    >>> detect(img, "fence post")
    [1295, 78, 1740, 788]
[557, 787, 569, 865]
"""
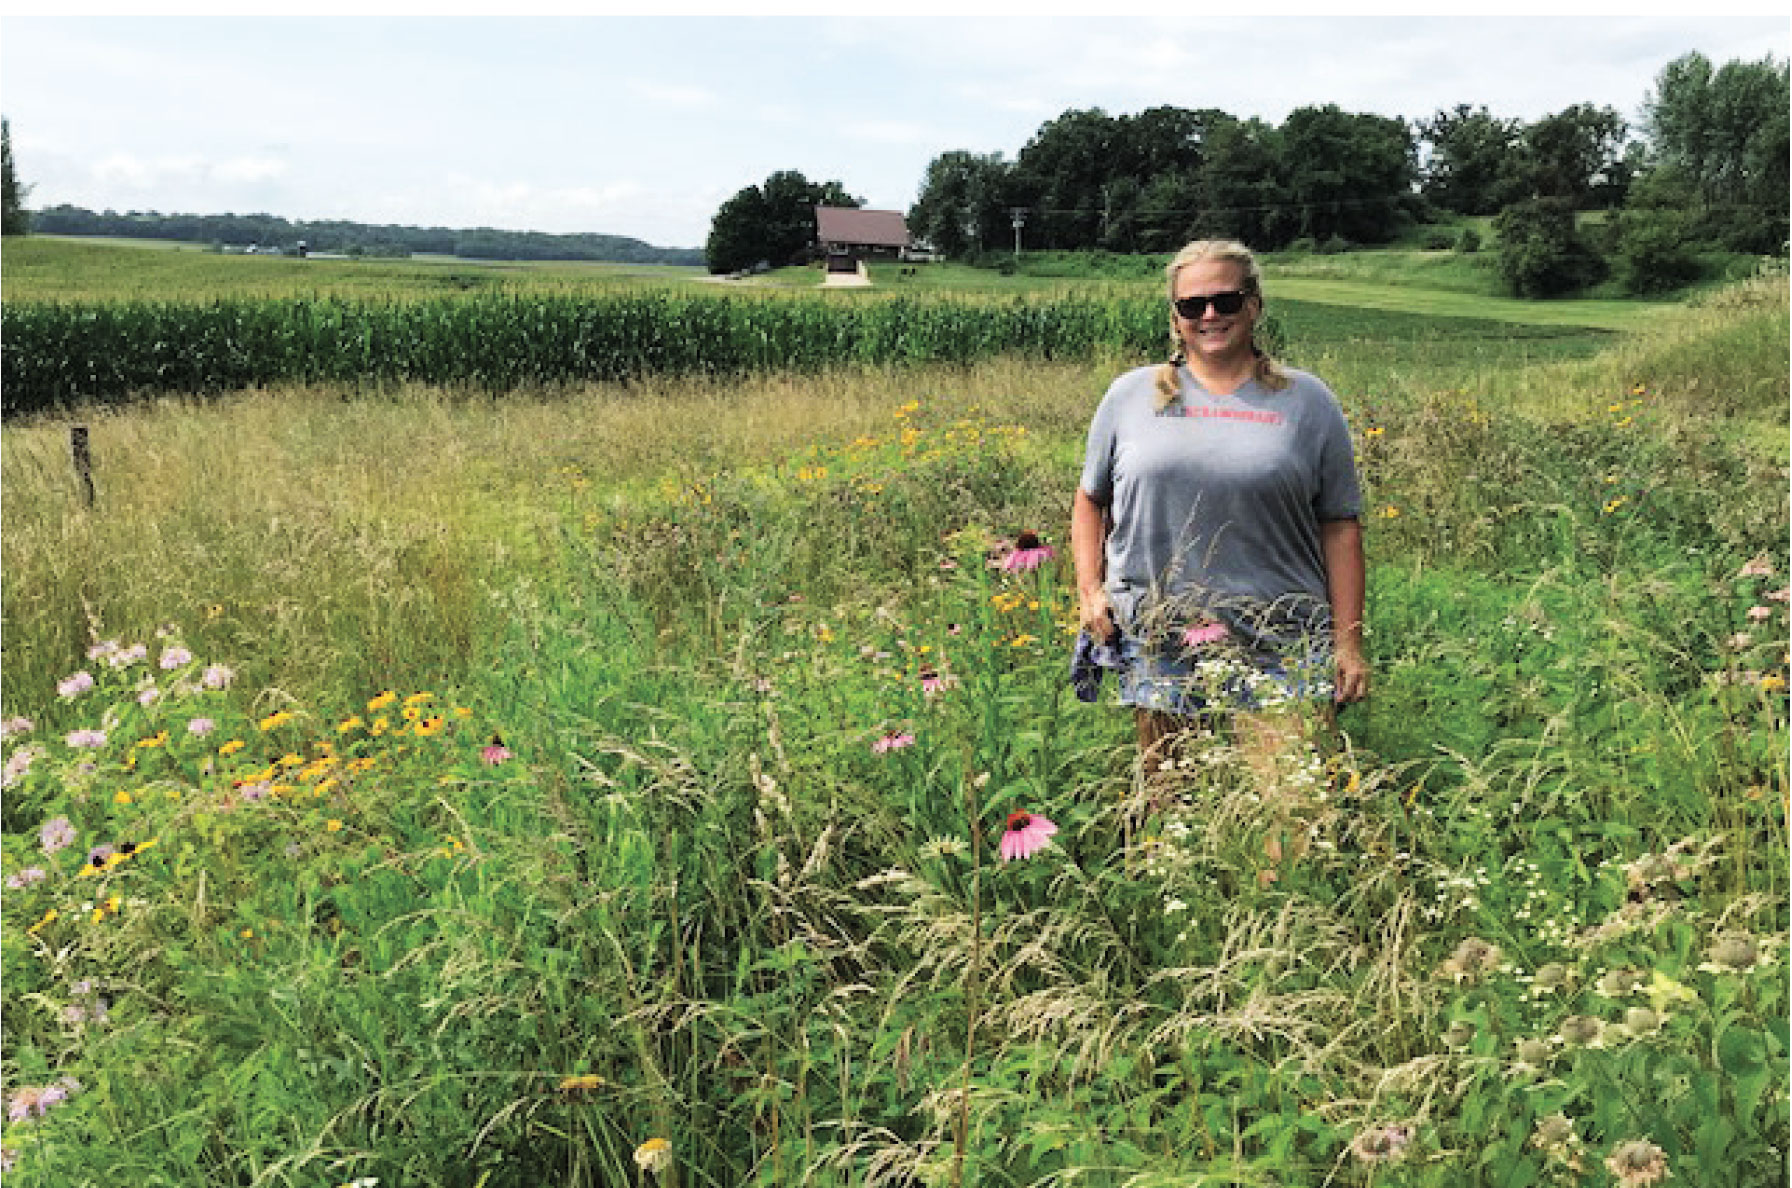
[69, 425, 95, 508]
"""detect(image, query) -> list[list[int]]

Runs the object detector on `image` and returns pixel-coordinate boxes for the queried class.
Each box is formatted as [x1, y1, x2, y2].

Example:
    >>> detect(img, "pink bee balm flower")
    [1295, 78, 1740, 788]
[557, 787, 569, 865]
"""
[0, 716, 33, 738]
[188, 717, 217, 737]
[65, 729, 107, 749]
[1000, 532, 1056, 573]
[871, 731, 916, 754]
[481, 737, 513, 766]
[201, 665, 235, 690]
[999, 811, 1058, 862]
[159, 646, 193, 670]
[1183, 621, 1230, 647]
[39, 816, 76, 854]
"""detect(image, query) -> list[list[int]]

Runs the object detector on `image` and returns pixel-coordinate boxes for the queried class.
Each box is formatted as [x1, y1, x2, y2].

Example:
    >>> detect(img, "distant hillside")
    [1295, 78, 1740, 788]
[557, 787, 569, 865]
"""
[27, 205, 705, 266]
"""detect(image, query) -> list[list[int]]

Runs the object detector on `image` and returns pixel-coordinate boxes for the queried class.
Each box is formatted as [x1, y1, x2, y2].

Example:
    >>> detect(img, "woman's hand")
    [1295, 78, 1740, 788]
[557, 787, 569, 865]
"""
[1334, 644, 1371, 706]
[1079, 586, 1117, 643]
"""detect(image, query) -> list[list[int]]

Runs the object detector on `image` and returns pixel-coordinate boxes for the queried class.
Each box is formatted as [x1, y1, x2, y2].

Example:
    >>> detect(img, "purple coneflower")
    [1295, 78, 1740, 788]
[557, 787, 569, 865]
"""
[1000, 531, 1056, 573]
[871, 731, 916, 754]
[40, 816, 76, 855]
[999, 811, 1057, 862]
[57, 671, 96, 699]
[919, 667, 958, 696]
[481, 736, 513, 766]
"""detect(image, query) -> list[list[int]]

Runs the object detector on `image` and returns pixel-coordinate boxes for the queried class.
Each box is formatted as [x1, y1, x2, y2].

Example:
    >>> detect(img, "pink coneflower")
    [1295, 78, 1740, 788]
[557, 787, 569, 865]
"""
[999, 811, 1058, 862]
[1768, 587, 1791, 604]
[481, 735, 513, 766]
[1183, 621, 1229, 647]
[57, 671, 96, 699]
[40, 816, 76, 855]
[919, 666, 958, 696]
[1000, 532, 1056, 573]
[872, 731, 916, 754]
[1746, 605, 1773, 622]
[65, 728, 108, 749]
[1738, 557, 1775, 578]
[159, 646, 193, 670]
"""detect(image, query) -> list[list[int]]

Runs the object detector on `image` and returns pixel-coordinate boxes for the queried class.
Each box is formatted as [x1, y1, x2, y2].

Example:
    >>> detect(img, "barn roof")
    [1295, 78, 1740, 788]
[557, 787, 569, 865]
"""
[815, 206, 909, 248]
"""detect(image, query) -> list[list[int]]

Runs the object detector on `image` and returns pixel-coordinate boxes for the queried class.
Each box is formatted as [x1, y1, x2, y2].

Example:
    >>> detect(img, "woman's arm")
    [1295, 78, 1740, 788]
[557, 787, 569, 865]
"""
[1320, 517, 1369, 704]
[1071, 486, 1115, 641]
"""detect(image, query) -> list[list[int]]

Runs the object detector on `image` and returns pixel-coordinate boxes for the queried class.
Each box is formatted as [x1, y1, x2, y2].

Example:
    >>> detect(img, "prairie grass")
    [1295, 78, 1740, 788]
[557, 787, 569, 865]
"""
[1, 270, 1786, 1187]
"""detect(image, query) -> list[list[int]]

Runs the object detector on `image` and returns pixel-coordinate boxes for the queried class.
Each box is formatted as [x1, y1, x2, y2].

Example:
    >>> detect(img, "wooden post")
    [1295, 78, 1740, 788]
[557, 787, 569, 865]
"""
[69, 425, 95, 507]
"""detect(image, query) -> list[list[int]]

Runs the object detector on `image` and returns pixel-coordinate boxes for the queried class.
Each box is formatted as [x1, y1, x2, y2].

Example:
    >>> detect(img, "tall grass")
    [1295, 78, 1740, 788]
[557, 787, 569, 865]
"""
[2, 278, 1785, 1186]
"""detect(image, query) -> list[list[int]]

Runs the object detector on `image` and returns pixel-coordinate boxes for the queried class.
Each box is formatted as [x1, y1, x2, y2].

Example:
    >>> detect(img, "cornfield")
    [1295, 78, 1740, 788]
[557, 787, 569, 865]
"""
[1, 290, 1267, 417]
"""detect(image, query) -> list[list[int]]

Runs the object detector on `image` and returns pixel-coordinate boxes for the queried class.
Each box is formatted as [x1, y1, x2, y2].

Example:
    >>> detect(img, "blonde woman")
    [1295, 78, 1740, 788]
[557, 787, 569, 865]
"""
[1071, 240, 1367, 848]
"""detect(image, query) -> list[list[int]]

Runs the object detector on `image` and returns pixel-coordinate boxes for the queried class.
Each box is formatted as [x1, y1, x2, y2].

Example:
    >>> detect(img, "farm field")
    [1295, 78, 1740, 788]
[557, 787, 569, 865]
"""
[0, 244, 1787, 1187]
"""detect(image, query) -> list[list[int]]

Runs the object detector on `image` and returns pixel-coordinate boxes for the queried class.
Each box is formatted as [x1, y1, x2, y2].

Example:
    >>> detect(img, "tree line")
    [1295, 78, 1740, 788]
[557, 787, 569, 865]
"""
[702, 50, 1785, 296]
[1, 175, 704, 267]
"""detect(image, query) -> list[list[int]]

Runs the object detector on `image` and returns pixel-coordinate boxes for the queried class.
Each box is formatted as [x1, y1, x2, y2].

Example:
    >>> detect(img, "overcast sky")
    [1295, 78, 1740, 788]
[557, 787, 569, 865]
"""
[2, 12, 1786, 250]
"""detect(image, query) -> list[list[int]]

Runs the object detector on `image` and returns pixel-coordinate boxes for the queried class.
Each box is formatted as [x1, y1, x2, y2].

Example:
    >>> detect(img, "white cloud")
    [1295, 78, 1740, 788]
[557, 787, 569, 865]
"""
[627, 80, 718, 108]
[213, 156, 289, 184]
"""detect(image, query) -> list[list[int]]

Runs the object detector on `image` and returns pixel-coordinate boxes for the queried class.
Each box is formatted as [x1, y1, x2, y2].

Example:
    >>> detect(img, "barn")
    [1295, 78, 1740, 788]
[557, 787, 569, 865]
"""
[814, 206, 911, 273]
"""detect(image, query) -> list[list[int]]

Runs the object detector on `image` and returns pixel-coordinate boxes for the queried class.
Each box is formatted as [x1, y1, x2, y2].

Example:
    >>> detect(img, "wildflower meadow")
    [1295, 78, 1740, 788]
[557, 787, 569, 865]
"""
[2, 250, 1787, 1186]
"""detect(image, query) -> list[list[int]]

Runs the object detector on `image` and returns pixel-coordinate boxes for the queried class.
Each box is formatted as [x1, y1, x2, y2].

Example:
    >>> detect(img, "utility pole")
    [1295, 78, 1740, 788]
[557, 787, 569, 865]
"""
[1009, 207, 1027, 263]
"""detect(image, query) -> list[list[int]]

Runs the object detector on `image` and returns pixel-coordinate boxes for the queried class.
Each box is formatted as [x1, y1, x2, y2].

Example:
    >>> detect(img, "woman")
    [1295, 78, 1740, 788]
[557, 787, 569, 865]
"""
[1072, 239, 1367, 815]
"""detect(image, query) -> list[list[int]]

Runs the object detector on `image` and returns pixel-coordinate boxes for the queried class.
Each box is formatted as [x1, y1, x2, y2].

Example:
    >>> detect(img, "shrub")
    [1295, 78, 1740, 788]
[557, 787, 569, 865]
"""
[1454, 228, 1482, 253]
[1612, 208, 1704, 295]
[1493, 198, 1609, 297]
[1422, 230, 1455, 250]
[1316, 234, 1351, 255]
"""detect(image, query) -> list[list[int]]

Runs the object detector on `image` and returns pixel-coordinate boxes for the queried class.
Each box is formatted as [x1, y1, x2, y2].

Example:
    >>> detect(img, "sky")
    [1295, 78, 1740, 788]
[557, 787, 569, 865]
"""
[2, 11, 1787, 251]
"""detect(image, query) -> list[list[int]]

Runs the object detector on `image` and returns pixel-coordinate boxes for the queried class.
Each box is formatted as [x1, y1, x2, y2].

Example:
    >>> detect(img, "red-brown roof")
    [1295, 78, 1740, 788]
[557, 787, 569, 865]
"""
[814, 206, 909, 248]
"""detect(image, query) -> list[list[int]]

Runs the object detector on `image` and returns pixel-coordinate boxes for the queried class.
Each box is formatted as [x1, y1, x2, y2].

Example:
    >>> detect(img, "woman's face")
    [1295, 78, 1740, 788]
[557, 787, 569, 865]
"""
[1172, 259, 1260, 366]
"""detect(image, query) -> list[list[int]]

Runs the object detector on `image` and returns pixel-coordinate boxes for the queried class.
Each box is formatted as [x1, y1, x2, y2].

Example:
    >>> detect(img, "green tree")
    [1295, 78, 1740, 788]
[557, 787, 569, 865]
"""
[1280, 104, 1416, 245]
[1644, 51, 1790, 252]
[704, 170, 861, 274]
[1195, 115, 1290, 248]
[1011, 107, 1119, 249]
[907, 150, 1013, 258]
[1419, 104, 1527, 215]
[2, 116, 31, 237]
[1517, 103, 1629, 206]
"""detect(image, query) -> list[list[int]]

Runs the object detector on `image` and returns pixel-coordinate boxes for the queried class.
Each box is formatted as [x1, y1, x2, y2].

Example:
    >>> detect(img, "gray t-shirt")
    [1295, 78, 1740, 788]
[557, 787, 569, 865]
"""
[1079, 363, 1362, 655]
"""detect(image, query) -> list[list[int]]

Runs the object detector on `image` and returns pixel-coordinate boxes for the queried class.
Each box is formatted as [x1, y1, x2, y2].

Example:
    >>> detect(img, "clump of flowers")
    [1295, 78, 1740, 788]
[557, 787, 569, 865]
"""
[999, 811, 1058, 863]
[7, 1078, 82, 1122]
[1558, 1014, 1605, 1048]
[1604, 1138, 1670, 1187]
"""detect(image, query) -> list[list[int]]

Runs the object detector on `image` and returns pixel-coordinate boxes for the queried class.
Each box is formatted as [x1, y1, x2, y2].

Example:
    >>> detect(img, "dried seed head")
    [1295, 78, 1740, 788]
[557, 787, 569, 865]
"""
[1531, 1112, 1576, 1151]
[1707, 934, 1760, 972]
[1604, 1139, 1669, 1186]
[1559, 1015, 1603, 1046]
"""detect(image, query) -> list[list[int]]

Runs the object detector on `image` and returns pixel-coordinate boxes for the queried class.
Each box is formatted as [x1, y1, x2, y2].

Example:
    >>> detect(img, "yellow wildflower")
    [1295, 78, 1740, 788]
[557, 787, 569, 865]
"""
[136, 731, 169, 750]
[1761, 675, 1788, 693]
[258, 710, 294, 732]
[367, 691, 397, 712]
[1379, 506, 1401, 519]
[337, 716, 364, 734]
[219, 739, 246, 756]
[559, 1073, 606, 1092]
[404, 691, 434, 707]
[27, 908, 59, 935]
[325, 819, 343, 833]
[414, 715, 447, 737]
[370, 717, 390, 737]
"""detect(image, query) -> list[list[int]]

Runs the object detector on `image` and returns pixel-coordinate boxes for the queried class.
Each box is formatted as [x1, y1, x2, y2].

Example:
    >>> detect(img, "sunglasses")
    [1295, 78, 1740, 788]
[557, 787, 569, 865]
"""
[1173, 290, 1251, 319]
